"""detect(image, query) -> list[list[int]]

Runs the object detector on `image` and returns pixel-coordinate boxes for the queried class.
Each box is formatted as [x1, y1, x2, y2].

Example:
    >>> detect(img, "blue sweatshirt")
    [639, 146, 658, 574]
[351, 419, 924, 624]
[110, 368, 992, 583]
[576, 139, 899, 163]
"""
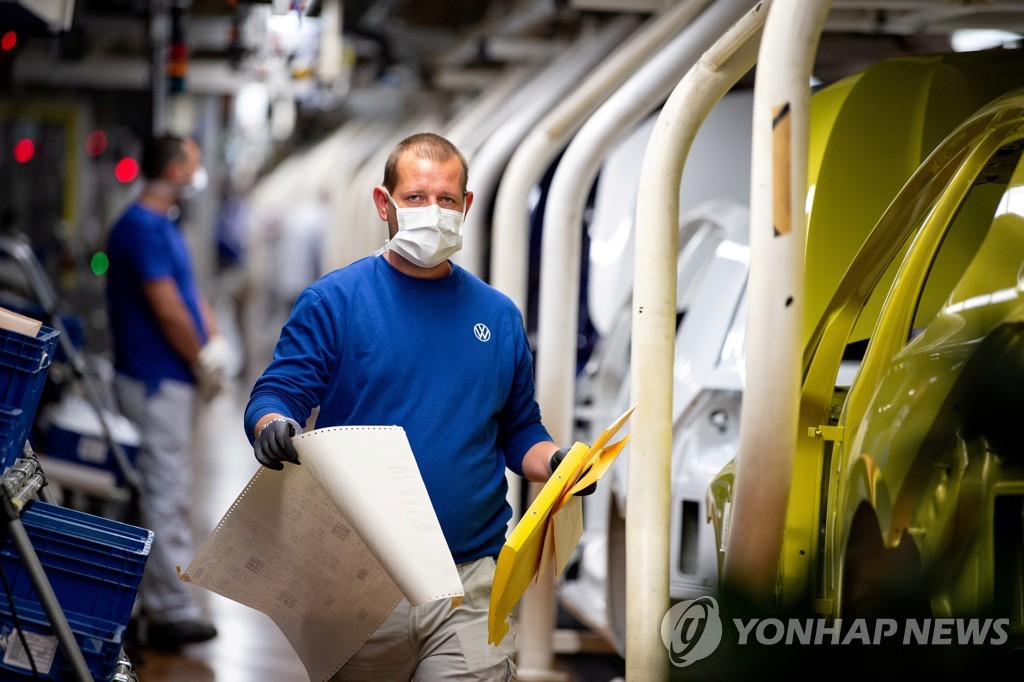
[106, 203, 209, 392]
[245, 255, 552, 563]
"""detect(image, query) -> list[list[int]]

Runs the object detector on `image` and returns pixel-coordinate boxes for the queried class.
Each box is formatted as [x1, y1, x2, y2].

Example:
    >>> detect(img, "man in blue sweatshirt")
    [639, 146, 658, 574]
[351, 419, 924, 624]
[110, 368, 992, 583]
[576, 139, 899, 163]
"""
[245, 132, 573, 680]
[107, 133, 227, 650]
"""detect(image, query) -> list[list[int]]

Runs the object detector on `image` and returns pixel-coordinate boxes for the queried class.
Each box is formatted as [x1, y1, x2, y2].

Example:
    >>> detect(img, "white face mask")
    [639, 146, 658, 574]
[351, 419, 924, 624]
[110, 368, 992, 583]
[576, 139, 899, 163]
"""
[180, 166, 209, 200]
[146, 165, 208, 202]
[383, 189, 465, 268]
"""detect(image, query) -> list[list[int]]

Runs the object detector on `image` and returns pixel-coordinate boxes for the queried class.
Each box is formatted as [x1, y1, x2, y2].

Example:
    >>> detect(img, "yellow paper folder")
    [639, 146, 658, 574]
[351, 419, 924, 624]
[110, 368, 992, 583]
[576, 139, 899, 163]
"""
[488, 404, 636, 645]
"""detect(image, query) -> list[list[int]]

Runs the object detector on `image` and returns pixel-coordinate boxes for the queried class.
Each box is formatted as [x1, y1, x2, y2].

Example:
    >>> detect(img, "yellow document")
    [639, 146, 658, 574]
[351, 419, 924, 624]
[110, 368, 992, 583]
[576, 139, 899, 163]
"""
[488, 404, 636, 645]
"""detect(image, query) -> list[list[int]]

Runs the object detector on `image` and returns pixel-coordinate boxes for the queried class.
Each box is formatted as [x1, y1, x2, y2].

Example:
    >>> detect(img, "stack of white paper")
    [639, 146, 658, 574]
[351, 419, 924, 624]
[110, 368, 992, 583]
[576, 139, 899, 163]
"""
[182, 426, 464, 682]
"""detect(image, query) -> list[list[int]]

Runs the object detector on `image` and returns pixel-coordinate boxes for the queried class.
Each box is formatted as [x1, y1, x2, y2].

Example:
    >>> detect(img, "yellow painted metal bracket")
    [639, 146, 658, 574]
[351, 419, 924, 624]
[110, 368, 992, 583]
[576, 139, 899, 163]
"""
[807, 425, 844, 442]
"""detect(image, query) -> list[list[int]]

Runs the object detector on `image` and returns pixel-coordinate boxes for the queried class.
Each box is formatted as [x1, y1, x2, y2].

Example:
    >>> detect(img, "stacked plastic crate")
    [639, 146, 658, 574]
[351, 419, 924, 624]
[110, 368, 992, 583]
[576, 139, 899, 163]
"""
[0, 322, 59, 472]
[0, 318, 153, 680]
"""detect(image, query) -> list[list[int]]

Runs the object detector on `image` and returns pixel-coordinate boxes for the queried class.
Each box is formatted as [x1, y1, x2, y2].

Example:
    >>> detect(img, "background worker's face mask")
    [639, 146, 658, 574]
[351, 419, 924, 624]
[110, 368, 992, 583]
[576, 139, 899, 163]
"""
[181, 166, 209, 200]
[384, 189, 465, 268]
[146, 165, 209, 202]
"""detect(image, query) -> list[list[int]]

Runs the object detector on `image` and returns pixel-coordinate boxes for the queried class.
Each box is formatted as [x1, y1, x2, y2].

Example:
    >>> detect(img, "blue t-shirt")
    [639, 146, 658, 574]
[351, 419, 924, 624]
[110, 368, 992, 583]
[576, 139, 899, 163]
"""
[106, 203, 208, 390]
[245, 255, 552, 563]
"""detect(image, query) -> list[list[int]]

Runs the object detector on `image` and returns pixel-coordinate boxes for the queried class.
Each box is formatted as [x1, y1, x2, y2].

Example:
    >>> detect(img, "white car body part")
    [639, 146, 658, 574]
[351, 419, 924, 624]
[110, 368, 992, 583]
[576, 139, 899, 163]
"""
[563, 197, 750, 649]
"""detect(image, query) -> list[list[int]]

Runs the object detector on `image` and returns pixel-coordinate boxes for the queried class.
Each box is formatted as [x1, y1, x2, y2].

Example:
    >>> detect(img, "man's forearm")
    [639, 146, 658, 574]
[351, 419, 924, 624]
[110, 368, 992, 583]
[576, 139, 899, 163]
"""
[144, 278, 204, 365]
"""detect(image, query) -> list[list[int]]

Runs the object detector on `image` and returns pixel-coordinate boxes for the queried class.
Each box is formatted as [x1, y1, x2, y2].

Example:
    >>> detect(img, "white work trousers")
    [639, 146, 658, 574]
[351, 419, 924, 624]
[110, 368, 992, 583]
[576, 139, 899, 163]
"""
[115, 375, 203, 623]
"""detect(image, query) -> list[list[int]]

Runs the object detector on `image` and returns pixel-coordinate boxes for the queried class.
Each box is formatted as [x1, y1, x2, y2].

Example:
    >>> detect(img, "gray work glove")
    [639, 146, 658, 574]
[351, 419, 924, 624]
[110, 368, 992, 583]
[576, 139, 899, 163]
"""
[254, 417, 302, 470]
[548, 446, 596, 496]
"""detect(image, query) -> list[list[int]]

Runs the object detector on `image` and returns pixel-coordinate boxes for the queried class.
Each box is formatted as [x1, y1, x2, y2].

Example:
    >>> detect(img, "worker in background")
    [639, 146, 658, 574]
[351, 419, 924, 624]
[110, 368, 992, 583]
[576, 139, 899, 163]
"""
[106, 133, 230, 650]
[245, 132, 591, 680]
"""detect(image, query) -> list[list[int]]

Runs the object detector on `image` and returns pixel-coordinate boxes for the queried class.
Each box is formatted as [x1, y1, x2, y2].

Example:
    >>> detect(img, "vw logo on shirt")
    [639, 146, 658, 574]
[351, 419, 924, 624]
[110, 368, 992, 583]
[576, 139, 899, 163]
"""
[474, 323, 491, 342]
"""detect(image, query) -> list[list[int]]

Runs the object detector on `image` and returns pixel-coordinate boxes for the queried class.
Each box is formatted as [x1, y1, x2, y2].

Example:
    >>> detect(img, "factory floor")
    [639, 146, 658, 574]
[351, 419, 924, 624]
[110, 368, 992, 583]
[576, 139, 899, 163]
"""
[104, 382, 626, 682]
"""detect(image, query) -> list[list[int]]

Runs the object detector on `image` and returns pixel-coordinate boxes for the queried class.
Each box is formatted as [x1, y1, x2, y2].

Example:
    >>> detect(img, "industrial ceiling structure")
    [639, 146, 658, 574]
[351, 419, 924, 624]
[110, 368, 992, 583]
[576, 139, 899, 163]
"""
[0, 1, 1018, 250]
[1, 1, 1022, 106]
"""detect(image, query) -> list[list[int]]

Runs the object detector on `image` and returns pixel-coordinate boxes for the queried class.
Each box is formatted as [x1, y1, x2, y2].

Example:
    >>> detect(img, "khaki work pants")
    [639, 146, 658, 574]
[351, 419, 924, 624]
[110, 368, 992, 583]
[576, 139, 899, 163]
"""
[331, 556, 517, 681]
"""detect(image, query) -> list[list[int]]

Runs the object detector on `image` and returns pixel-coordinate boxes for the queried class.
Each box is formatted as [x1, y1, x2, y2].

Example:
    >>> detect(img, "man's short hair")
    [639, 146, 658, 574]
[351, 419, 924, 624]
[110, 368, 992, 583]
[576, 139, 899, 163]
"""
[141, 134, 188, 181]
[383, 132, 468, 195]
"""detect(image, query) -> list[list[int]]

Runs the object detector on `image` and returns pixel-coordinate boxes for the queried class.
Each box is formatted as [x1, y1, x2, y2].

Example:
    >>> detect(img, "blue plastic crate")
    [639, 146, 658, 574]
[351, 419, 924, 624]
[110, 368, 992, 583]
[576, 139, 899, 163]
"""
[0, 502, 153, 631]
[0, 295, 84, 362]
[39, 425, 140, 485]
[35, 396, 141, 485]
[0, 404, 24, 466]
[0, 595, 124, 680]
[0, 325, 60, 471]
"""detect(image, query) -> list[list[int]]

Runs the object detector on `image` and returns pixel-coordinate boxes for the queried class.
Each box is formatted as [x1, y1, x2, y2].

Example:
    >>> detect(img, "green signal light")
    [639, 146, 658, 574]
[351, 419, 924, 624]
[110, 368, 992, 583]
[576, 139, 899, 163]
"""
[90, 251, 109, 276]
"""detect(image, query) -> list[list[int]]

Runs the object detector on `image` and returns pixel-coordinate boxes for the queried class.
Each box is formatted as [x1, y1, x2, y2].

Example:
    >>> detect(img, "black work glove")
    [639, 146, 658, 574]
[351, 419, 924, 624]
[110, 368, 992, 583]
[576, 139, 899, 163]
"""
[548, 446, 596, 496]
[254, 417, 302, 470]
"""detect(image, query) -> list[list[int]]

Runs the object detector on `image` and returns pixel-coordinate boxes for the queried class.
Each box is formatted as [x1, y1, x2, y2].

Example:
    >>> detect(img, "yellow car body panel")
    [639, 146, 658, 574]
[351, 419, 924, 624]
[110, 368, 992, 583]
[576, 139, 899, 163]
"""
[710, 49, 1024, 621]
[807, 92, 1024, 617]
[803, 50, 1024, 349]
[831, 111, 1024, 614]
[787, 50, 1024, 612]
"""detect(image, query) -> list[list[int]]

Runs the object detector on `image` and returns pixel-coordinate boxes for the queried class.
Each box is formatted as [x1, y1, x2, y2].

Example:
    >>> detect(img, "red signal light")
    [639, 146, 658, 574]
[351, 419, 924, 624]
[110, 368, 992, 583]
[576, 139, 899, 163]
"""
[115, 157, 139, 183]
[13, 139, 34, 163]
[1, 32, 16, 52]
[85, 130, 108, 157]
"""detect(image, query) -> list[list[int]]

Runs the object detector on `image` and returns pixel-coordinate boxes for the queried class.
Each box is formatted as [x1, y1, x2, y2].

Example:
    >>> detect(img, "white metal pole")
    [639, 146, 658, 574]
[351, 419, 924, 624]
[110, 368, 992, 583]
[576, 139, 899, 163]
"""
[457, 16, 640, 279]
[445, 64, 540, 158]
[539, 0, 757, 508]
[532, 1, 759, 679]
[629, 3, 769, 678]
[490, 0, 713, 315]
[720, 0, 832, 611]
[492, 22, 708, 663]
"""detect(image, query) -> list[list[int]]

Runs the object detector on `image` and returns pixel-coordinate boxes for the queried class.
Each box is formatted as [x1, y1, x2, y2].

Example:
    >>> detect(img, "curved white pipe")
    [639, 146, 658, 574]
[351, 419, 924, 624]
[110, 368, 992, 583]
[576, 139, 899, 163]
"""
[490, 0, 714, 314]
[517, 10, 725, 676]
[531, 1, 759, 677]
[445, 64, 542, 159]
[629, 4, 770, 679]
[721, 0, 832, 610]
[539, 0, 760, 457]
[454, 15, 641, 278]
[321, 119, 380, 271]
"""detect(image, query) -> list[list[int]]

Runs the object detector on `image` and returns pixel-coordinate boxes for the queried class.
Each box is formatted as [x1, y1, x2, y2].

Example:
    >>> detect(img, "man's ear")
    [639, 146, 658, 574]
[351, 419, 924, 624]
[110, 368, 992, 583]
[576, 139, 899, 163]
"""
[463, 190, 474, 217]
[372, 186, 391, 222]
